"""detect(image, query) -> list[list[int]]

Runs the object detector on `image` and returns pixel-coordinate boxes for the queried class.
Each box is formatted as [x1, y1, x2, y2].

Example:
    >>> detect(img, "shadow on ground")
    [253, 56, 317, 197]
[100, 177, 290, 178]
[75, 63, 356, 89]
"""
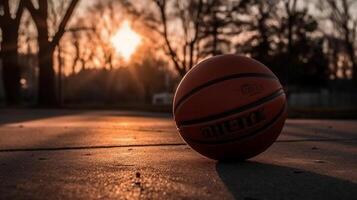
[0, 109, 171, 126]
[216, 161, 357, 200]
[0, 109, 86, 125]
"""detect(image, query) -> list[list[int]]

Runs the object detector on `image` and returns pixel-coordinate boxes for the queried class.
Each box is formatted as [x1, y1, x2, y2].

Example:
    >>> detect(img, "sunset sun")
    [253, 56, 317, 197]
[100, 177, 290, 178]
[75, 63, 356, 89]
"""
[111, 21, 141, 61]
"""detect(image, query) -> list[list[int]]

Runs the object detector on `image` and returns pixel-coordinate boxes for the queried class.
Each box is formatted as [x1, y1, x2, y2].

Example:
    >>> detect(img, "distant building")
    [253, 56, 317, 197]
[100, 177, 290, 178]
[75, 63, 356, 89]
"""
[152, 92, 173, 105]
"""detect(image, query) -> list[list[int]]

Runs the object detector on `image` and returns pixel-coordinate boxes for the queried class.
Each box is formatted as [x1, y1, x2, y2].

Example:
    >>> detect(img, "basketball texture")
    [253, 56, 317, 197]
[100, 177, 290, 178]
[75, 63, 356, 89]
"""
[173, 54, 287, 160]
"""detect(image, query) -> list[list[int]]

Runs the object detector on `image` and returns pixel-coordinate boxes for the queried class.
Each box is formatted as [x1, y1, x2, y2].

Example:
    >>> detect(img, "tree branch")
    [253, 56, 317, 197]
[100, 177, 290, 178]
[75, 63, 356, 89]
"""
[188, 0, 203, 69]
[51, 0, 79, 48]
[0, 0, 25, 29]
[0, 2, 4, 26]
[23, 0, 40, 19]
[155, 0, 185, 75]
[24, 0, 36, 13]
[14, 0, 25, 25]
[1, 0, 10, 18]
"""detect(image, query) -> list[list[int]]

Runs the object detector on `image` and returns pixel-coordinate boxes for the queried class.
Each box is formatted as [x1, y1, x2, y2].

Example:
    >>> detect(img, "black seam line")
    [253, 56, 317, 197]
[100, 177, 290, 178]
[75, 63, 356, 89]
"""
[182, 103, 287, 145]
[177, 88, 284, 126]
[174, 73, 278, 112]
[0, 143, 187, 153]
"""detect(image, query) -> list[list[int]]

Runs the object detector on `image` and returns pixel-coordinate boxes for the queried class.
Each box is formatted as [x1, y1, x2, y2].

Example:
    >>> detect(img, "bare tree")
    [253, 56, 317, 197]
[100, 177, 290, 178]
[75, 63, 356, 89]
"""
[24, 0, 79, 106]
[155, 0, 205, 76]
[80, 1, 122, 71]
[283, 0, 297, 59]
[0, 0, 25, 105]
[200, 0, 237, 57]
[234, 0, 280, 62]
[48, 0, 72, 105]
[68, 28, 95, 73]
[324, 0, 357, 82]
[70, 32, 81, 74]
[124, 0, 241, 76]
[124, 0, 208, 76]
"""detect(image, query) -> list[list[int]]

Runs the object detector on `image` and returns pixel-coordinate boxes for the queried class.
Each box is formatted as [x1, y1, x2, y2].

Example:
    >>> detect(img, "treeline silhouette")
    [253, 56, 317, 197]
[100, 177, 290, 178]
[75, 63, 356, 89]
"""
[63, 63, 174, 104]
[0, 0, 356, 106]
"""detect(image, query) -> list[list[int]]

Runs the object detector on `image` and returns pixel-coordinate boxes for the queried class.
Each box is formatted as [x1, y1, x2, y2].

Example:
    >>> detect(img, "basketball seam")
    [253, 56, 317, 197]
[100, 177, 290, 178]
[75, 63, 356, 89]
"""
[173, 73, 278, 113]
[180, 102, 287, 145]
[176, 88, 284, 126]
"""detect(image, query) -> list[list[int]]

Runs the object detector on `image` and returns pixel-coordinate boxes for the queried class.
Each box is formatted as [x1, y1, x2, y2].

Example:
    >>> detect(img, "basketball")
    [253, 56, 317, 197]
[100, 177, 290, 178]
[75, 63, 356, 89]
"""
[173, 54, 287, 160]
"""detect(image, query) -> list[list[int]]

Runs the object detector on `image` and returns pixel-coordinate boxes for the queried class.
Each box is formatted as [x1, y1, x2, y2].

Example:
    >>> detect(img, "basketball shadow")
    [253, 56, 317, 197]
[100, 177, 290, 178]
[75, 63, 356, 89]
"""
[216, 161, 357, 200]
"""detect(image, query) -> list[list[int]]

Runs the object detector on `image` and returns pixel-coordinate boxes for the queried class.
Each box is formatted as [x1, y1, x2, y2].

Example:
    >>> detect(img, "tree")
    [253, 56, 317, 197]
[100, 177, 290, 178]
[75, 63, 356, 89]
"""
[323, 0, 357, 82]
[123, 0, 210, 76]
[278, 0, 328, 86]
[155, 0, 205, 76]
[199, 0, 236, 57]
[67, 26, 95, 74]
[124, 0, 239, 76]
[235, 0, 329, 87]
[24, 0, 79, 106]
[234, 0, 279, 64]
[70, 0, 122, 72]
[0, 0, 25, 105]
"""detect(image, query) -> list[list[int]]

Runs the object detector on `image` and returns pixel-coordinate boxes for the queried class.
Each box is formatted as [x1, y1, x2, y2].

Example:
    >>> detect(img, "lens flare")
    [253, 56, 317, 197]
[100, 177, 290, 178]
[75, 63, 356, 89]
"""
[111, 21, 141, 61]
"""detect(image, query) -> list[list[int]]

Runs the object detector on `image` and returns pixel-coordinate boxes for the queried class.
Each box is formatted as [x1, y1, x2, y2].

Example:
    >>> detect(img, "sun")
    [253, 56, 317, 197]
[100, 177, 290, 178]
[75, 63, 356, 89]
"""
[111, 21, 141, 61]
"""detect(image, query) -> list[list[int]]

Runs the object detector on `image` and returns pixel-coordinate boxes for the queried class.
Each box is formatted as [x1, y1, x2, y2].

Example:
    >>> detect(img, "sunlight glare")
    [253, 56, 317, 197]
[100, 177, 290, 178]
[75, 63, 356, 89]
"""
[111, 21, 141, 61]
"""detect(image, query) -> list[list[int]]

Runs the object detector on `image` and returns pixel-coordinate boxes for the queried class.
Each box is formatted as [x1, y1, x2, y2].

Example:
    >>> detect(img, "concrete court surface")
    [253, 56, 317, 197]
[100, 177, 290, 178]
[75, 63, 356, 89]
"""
[0, 109, 356, 200]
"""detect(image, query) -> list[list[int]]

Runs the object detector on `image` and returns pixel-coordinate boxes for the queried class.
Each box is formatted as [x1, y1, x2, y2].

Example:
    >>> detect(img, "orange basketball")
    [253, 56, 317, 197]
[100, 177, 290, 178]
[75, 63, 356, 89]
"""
[173, 54, 287, 160]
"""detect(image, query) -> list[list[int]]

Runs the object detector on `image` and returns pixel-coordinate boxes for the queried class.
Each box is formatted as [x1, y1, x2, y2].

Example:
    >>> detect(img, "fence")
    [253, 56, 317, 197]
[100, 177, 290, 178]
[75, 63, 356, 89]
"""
[288, 89, 357, 108]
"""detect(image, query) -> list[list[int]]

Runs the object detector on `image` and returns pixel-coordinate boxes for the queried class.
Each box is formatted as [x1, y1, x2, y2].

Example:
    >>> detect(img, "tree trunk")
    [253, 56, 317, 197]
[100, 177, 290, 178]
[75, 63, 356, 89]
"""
[57, 45, 63, 106]
[346, 42, 357, 83]
[352, 61, 357, 85]
[35, 14, 57, 106]
[23, 0, 79, 106]
[38, 46, 57, 106]
[1, 28, 21, 105]
[212, 24, 218, 56]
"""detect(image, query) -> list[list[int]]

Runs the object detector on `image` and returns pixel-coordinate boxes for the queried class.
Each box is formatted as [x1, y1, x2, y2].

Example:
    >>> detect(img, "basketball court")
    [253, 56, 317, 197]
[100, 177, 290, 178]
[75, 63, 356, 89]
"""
[0, 109, 356, 199]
